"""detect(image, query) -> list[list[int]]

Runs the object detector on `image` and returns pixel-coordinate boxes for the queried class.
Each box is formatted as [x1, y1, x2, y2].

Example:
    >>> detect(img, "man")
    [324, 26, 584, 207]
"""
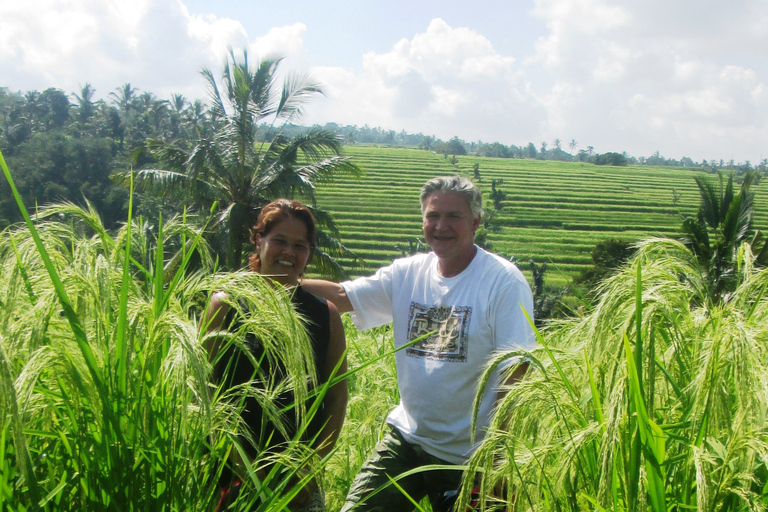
[302, 176, 535, 511]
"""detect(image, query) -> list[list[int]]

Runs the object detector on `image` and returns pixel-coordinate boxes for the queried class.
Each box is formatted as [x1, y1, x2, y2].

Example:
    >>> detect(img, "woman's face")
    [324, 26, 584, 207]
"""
[255, 216, 312, 286]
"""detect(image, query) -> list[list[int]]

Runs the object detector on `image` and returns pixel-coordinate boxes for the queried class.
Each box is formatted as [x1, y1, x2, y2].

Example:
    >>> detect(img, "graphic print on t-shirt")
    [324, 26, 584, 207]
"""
[406, 302, 471, 362]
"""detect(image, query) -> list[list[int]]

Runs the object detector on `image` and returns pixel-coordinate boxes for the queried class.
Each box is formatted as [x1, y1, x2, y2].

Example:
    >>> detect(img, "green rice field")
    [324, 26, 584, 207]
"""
[316, 146, 768, 286]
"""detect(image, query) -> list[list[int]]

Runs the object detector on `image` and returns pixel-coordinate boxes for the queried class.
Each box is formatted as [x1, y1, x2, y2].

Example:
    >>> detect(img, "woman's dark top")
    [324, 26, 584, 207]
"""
[214, 285, 331, 458]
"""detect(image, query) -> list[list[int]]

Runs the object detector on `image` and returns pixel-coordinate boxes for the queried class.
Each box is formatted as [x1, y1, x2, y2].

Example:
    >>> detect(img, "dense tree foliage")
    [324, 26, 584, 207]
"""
[0, 83, 212, 230]
[573, 238, 637, 294]
[594, 152, 629, 166]
[4, 79, 765, 236]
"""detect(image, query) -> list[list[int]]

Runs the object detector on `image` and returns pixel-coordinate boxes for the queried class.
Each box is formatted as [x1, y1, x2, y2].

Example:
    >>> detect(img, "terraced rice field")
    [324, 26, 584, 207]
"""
[315, 146, 768, 286]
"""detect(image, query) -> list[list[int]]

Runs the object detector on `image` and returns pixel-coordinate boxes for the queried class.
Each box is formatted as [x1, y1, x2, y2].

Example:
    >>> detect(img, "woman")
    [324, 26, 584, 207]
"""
[204, 199, 348, 512]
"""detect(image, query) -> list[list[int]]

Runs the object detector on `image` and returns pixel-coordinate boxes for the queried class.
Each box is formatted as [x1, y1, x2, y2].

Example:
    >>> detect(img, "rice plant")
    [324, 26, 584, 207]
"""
[464, 237, 768, 511]
[0, 151, 337, 511]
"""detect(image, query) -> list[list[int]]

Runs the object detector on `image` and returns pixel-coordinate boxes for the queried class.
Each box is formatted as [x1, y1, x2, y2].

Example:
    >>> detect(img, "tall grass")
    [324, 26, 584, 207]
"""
[464, 237, 768, 511]
[0, 151, 346, 510]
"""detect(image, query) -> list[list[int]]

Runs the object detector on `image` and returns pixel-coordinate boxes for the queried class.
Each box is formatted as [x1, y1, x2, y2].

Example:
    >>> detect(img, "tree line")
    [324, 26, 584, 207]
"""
[0, 83, 209, 230]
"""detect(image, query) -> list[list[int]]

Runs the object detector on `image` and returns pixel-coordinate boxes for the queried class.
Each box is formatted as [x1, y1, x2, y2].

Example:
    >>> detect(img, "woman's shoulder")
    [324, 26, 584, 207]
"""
[295, 285, 331, 315]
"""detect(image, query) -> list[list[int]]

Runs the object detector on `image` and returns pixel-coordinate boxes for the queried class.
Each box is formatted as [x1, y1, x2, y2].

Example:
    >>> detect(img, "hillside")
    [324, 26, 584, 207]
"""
[315, 146, 768, 286]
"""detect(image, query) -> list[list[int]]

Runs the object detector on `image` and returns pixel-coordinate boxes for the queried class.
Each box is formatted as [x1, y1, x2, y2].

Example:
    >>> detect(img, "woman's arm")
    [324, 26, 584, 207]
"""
[201, 291, 231, 363]
[313, 300, 349, 459]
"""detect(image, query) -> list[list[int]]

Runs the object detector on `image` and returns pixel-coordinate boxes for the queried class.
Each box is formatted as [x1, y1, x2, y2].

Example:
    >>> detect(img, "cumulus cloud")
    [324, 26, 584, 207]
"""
[530, 0, 768, 161]
[305, 18, 546, 143]
[1, 0, 765, 162]
[0, 0, 307, 102]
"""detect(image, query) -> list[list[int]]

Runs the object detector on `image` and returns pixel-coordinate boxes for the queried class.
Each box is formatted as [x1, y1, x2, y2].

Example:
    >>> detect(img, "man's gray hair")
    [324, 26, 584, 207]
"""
[420, 176, 483, 218]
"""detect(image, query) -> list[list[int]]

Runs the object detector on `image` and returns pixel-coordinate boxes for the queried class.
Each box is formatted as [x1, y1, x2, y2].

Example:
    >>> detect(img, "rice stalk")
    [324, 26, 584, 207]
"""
[0, 156, 332, 511]
[465, 237, 768, 512]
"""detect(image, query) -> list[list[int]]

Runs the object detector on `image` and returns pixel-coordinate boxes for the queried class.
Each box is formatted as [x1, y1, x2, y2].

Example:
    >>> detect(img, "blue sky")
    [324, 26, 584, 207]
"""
[2, 0, 766, 164]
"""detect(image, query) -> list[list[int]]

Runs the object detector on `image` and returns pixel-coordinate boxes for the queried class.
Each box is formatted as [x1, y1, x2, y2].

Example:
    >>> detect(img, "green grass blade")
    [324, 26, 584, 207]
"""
[152, 212, 165, 317]
[634, 263, 644, 403]
[521, 306, 578, 401]
[627, 263, 644, 512]
[585, 348, 605, 431]
[8, 233, 37, 305]
[0, 338, 42, 505]
[624, 333, 667, 512]
[0, 150, 100, 386]
[115, 173, 134, 397]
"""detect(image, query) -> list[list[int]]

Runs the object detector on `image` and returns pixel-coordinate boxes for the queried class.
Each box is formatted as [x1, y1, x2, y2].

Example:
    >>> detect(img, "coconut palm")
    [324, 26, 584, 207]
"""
[681, 171, 767, 304]
[110, 83, 139, 118]
[72, 83, 96, 124]
[114, 49, 361, 277]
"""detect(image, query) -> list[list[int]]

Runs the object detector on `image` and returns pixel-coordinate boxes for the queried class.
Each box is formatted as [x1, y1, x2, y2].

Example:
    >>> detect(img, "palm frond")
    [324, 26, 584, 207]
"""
[309, 247, 350, 282]
[311, 229, 364, 278]
[694, 174, 721, 229]
[200, 67, 227, 120]
[248, 56, 282, 119]
[144, 138, 192, 170]
[275, 71, 323, 122]
[112, 168, 191, 197]
[306, 205, 341, 239]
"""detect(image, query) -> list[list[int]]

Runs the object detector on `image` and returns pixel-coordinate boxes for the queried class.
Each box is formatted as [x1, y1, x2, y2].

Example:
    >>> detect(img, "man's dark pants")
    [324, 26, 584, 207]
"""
[340, 427, 464, 512]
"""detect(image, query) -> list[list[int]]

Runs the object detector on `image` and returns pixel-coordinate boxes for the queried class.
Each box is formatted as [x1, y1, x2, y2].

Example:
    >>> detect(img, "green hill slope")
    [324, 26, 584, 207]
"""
[315, 146, 768, 286]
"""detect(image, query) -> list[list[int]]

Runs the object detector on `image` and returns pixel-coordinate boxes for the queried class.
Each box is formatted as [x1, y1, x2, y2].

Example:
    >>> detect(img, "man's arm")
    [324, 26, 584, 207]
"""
[300, 279, 354, 313]
[496, 359, 529, 403]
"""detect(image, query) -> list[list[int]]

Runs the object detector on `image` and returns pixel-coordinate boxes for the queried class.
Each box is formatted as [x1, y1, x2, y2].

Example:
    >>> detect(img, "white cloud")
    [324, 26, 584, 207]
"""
[0, 0, 307, 103]
[1, 0, 765, 163]
[527, 0, 768, 161]
[248, 23, 308, 61]
[304, 18, 544, 143]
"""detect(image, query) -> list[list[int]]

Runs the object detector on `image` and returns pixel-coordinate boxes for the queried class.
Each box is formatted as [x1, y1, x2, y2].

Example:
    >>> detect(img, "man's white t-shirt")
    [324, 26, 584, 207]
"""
[342, 247, 535, 463]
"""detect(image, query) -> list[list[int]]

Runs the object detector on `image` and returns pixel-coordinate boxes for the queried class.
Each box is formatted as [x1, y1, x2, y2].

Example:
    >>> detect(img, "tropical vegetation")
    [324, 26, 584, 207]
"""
[113, 50, 361, 276]
[5, 142, 768, 512]
[5, 147, 768, 511]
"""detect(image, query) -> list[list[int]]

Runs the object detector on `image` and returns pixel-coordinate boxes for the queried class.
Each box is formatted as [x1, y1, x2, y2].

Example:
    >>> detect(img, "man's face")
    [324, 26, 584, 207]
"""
[422, 191, 480, 262]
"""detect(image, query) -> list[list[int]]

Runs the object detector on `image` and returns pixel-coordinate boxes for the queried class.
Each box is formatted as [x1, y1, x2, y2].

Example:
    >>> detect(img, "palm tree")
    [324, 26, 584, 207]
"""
[115, 49, 361, 277]
[110, 83, 139, 118]
[569, 139, 577, 152]
[184, 100, 208, 137]
[169, 94, 187, 114]
[681, 171, 766, 303]
[72, 83, 96, 124]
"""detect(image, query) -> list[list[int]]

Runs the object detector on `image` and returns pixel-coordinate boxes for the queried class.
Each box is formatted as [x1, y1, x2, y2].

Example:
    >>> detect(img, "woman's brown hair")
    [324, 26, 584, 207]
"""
[248, 199, 317, 273]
